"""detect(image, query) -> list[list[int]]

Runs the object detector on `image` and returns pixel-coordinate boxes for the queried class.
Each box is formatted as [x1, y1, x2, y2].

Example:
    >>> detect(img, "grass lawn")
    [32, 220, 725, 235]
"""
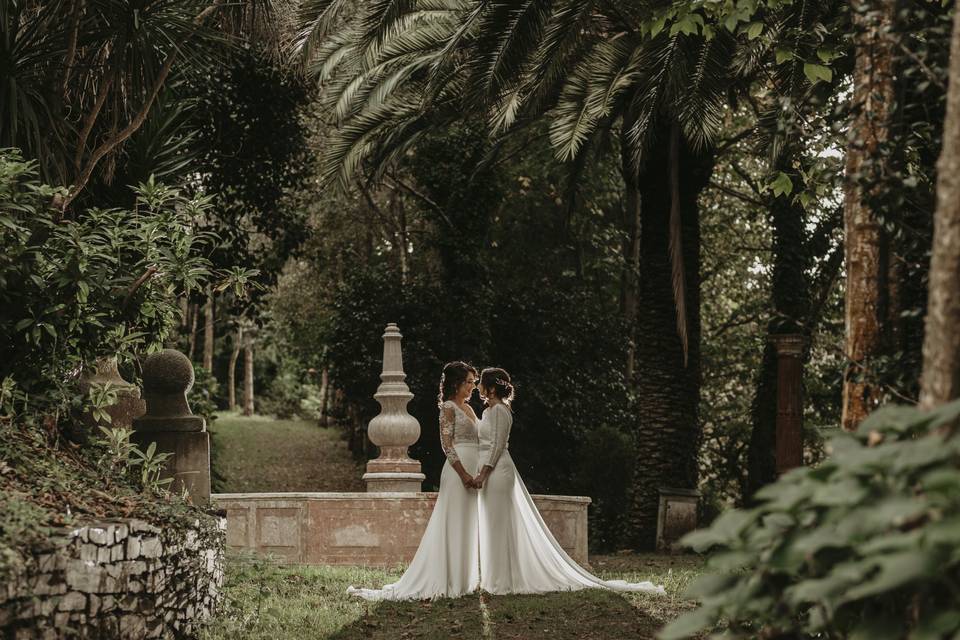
[199, 552, 704, 640]
[211, 412, 365, 493]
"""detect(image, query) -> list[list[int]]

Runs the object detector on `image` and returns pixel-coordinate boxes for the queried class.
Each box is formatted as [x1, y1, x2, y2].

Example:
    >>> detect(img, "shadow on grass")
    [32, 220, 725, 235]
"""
[485, 589, 666, 640]
[328, 597, 482, 640]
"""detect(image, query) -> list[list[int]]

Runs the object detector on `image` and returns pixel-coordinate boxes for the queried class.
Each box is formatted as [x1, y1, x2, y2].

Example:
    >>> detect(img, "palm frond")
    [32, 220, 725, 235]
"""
[293, 0, 350, 66]
[676, 31, 736, 151]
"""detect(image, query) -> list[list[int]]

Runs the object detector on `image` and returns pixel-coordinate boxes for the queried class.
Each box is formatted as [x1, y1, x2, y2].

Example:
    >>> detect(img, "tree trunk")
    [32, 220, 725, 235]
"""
[228, 326, 242, 411]
[745, 158, 810, 499]
[628, 124, 714, 549]
[920, 6, 960, 409]
[242, 335, 255, 416]
[621, 135, 642, 384]
[203, 286, 215, 372]
[187, 302, 200, 361]
[318, 367, 329, 426]
[842, 0, 897, 431]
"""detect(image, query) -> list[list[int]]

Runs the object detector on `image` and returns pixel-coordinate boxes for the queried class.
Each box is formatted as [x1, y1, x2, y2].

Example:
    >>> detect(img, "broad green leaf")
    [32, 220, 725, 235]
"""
[803, 63, 833, 84]
[746, 21, 763, 39]
[775, 48, 795, 64]
[770, 171, 794, 197]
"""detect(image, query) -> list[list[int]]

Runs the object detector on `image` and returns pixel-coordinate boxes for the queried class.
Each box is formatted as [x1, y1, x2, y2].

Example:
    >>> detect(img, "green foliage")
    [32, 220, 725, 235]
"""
[0, 149, 216, 426]
[260, 371, 309, 420]
[94, 426, 174, 494]
[661, 400, 960, 640]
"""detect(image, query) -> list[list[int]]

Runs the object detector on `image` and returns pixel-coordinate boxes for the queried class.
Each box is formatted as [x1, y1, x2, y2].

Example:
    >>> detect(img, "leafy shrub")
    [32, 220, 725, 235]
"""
[260, 370, 307, 419]
[661, 399, 960, 640]
[0, 148, 215, 426]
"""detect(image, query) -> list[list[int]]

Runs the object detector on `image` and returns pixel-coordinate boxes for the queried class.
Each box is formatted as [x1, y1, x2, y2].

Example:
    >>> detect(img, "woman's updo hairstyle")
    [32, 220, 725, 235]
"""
[437, 361, 477, 408]
[480, 367, 514, 405]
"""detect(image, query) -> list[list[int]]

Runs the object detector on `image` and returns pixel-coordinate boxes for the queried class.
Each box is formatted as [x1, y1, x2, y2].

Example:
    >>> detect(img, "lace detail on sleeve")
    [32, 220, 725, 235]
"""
[482, 404, 512, 469]
[439, 402, 459, 465]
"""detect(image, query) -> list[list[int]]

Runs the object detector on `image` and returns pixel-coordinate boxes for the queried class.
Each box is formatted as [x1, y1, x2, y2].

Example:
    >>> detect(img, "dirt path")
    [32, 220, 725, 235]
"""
[211, 413, 366, 493]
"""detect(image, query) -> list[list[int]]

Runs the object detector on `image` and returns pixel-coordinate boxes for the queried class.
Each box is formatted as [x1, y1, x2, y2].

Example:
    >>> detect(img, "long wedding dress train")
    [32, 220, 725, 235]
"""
[478, 403, 665, 596]
[347, 402, 480, 601]
[347, 401, 665, 600]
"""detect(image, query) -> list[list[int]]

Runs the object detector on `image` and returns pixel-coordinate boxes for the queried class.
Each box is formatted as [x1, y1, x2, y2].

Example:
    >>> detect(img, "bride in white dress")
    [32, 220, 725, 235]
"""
[473, 367, 665, 596]
[347, 361, 482, 600]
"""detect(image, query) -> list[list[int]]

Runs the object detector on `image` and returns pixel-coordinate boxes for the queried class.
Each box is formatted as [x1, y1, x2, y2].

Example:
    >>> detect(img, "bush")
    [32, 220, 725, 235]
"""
[259, 370, 307, 419]
[661, 399, 960, 640]
[0, 148, 215, 426]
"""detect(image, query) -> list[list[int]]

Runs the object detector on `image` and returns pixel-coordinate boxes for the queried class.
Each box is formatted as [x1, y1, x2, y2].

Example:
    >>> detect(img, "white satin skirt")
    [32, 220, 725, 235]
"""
[347, 443, 480, 601]
[478, 450, 665, 596]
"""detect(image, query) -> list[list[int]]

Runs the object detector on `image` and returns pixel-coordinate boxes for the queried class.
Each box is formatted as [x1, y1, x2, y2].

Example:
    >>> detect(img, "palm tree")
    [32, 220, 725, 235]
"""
[292, 0, 844, 547]
[0, 0, 279, 209]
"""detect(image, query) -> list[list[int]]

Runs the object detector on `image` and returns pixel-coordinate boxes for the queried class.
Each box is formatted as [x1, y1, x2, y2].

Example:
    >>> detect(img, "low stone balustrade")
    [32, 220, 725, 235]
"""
[213, 492, 592, 567]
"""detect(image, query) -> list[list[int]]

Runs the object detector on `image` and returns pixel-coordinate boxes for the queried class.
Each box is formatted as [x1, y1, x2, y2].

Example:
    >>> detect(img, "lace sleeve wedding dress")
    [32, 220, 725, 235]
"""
[347, 401, 480, 600]
[478, 403, 665, 596]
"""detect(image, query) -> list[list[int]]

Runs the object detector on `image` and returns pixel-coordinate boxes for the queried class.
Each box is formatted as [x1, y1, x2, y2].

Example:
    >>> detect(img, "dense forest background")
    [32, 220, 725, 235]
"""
[1, 0, 956, 556]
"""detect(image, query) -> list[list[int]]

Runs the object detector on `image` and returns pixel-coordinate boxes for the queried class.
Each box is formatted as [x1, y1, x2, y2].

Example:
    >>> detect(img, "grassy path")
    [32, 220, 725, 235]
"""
[211, 412, 365, 493]
[200, 553, 703, 640]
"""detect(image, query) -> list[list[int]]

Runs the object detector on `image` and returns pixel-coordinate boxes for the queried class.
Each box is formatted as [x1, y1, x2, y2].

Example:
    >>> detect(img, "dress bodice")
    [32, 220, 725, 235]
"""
[478, 403, 512, 468]
[439, 400, 479, 465]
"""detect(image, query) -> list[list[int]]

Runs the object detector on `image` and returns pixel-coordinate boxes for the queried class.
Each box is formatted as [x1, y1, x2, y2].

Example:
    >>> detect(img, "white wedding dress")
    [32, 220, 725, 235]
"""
[478, 402, 665, 596]
[347, 400, 665, 600]
[347, 400, 480, 600]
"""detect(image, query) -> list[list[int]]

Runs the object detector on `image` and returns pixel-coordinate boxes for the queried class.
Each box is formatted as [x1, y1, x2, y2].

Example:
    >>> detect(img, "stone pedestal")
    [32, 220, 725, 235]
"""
[79, 357, 145, 430]
[771, 334, 806, 473]
[132, 349, 210, 503]
[362, 324, 425, 492]
[656, 487, 700, 551]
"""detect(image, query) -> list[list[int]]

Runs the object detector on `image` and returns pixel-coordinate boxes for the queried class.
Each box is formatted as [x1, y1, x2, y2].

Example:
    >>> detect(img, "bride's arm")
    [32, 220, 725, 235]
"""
[440, 403, 475, 488]
[477, 405, 511, 482]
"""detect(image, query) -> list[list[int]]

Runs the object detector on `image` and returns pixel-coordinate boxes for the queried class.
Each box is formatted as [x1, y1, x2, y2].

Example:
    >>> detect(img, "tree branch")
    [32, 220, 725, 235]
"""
[122, 266, 159, 309]
[62, 0, 84, 98]
[708, 179, 766, 207]
[64, 0, 228, 210]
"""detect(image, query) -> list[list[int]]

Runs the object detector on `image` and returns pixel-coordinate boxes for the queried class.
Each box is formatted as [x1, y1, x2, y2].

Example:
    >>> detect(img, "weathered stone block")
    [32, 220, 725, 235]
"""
[119, 614, 146, 638]
[87, 526, 113, 546]
[58, 592, 86, 611]
[110, 544, 124, 562]
[140, 537, 162, 559]
[65, 561, 106, 592]
[79, 544, 99, 563]
[126, 536, 141, 559]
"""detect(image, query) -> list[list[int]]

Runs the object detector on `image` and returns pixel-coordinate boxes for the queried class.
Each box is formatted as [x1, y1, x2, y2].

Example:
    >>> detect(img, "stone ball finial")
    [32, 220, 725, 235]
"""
[142, 349, 195, 396]
[134, 349, 203, 432]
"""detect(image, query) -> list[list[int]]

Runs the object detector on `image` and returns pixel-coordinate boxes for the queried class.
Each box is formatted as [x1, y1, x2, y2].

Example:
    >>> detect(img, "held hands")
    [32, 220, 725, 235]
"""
[471, 468, 492, 489]
[460, 473, 479, 489]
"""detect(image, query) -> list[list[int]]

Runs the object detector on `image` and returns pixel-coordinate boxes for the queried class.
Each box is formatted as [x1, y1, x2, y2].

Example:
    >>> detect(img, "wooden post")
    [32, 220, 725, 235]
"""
[771, 334, 805, 473]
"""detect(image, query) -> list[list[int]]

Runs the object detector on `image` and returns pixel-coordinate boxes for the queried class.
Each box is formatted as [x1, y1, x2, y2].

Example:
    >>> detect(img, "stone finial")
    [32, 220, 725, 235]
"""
[79, 357, 145, 431]
[363, 323, 425, 492]
[135, 350, 203, 431]
[132, 349, 209, 503]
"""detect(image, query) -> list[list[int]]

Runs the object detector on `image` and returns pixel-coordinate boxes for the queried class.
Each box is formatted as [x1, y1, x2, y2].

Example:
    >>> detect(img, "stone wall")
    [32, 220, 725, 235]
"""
[214, 491, 591, 567]
[0, 515, 225, 639]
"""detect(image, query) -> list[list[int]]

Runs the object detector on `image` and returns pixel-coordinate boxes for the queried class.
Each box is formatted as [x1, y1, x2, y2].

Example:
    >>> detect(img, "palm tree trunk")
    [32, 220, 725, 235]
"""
[628, 125, 714, 550]
[228, 326, 242, 411]
[842, 0, 897, 431]
[243, 335, 255, 416]
[621, 142, 642, 383]
[920, 5, 960, 409]
[203, 286, 215, 372]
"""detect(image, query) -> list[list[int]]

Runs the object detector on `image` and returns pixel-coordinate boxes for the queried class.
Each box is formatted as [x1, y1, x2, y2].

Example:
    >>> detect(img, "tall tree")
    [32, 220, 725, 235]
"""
[920, 3, 960, 410]
[841, 0, 897, 431]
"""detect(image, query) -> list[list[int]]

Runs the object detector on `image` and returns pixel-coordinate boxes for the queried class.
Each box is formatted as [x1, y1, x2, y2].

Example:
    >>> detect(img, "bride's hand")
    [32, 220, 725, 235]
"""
[460, 473, 476, 489]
